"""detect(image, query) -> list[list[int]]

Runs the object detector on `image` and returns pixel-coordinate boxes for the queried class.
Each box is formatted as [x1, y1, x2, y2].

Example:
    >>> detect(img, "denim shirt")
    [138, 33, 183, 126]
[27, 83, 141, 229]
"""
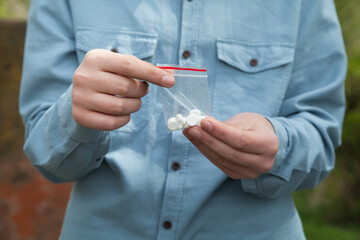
[19, 0, 346, 239]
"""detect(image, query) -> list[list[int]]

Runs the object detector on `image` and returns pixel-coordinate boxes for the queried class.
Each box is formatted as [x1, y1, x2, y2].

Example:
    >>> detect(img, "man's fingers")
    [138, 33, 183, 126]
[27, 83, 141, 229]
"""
[94, 72, 149, 98]
[72, 106, 131, 131]
[74, 92, 142, 116]
[184, 130, 240, 178]
[87, 50, 175, 87]
[185, 127, 262, 169]
[184, 130, 257, 179]
[200, 118, 264, 154]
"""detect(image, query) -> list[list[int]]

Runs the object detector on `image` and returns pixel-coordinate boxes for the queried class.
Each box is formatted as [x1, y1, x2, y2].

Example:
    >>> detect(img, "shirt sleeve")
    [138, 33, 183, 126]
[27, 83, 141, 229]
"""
[19, 0, 110, 183]
[241, 0, 347, 198]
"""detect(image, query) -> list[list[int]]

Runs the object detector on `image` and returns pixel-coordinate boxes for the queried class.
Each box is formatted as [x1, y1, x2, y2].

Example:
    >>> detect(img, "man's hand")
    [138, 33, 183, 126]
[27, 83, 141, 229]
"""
[183, 113, 279, 179]
[72, 49, 175, 131]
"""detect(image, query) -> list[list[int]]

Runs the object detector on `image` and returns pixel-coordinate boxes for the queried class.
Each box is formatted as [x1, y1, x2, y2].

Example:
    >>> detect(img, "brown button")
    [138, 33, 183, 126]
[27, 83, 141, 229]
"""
[171, 162, 180, 171]
[163, 221, 172, 229]
[182, 50, 191, 59]
[111, 47, 118, 53]
[249, 58, 258, 67]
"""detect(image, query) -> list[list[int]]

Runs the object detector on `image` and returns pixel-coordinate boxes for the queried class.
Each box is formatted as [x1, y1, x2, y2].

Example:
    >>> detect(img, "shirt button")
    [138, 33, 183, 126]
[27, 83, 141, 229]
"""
[249, 58, 258, 67]
[171, 162, 180, 171]
[182, 50, 191, 59]
[111, 47, 118, 53]
[163, 221, 172, 230]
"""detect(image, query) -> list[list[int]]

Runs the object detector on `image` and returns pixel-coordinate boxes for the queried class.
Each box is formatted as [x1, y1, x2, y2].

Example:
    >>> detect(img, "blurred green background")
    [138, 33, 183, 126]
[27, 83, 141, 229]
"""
[0, 0, 28, 19]
[1, 0, 360, 239]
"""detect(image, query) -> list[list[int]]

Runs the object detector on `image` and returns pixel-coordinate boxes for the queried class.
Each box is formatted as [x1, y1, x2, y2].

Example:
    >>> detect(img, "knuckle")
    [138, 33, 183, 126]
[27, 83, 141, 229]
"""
[229, 150, 241, 161]
[121, 80, 132, 94]
[223, 149, 237, 162]
[203, 136, 213, 146]
[73, 69, 88, 83]
[85, 49, 101, 64]
[120, 55, 136, 72]
[235, 134, 248, 149]
[147, 66, 158, 80]
[106, 117, 119, 131]
[116, 100, 126, 113]
[215, 126, 226, 139]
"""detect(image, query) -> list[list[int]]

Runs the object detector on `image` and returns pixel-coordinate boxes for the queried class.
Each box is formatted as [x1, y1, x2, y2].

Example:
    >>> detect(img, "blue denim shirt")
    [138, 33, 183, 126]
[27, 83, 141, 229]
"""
[19, 0, 346, 239]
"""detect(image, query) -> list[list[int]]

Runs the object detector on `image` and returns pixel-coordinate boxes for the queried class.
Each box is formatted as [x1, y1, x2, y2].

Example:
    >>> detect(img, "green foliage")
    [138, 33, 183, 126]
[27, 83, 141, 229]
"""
[302, 220, 360, 240]
[336, 0, 360, 112]
[0, 0, 29, 19]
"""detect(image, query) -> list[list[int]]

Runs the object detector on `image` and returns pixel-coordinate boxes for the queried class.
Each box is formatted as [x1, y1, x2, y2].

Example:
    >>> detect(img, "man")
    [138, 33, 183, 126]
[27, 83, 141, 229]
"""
[19, 0, 346, 239]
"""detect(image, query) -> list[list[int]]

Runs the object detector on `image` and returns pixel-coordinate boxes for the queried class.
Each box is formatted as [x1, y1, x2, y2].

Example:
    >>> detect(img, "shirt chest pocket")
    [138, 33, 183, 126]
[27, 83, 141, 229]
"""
[75, 27, 158, 133]
[213, 39, 295, 119]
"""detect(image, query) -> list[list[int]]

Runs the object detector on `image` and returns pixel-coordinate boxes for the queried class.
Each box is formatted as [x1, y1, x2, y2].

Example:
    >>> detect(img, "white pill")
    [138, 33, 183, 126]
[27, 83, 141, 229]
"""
[176, 114, 183, 123]
[186, 114, 198, 126]
[190, 109, 201, 116]
[167, 117, 179, 131]
[181, 117, 186, 125]
[183, 122, 190, 129]
[197, 116, 206, 127]
[177, 121, 184, 130]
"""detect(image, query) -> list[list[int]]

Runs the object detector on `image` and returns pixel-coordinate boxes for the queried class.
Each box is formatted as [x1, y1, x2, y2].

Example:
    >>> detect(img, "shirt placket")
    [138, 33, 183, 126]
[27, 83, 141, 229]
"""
[156, 1, 198, 239]
[179, 0, 198, 67]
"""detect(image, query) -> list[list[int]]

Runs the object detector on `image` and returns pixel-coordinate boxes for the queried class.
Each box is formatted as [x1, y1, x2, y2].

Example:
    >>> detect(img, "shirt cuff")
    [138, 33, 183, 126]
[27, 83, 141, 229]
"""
[265, 117, 289, 175]
[241, 117, 290, 196]
[58, 84, 108, 143]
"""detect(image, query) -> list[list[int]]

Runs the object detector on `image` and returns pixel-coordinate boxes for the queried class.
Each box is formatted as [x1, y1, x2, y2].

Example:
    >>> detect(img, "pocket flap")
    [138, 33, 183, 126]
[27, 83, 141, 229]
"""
[216, 39, 295, 73]
[75, 27, 158, 59]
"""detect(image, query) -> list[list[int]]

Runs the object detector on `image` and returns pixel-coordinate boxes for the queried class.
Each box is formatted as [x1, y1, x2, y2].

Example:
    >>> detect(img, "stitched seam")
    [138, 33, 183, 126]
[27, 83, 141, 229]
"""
[217, 39, 295, 48]
[75, 26, 159, 38]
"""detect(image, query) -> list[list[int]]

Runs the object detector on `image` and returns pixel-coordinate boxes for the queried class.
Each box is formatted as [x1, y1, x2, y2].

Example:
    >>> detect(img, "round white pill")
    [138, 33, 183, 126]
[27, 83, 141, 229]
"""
[183, 122, 190, 129]
[176, 114, 183, 123]
[167, 117, 179, 131]
[190, 109, 201, 116]
[186, 114, 198, 127]
[181, 117, 186, 125]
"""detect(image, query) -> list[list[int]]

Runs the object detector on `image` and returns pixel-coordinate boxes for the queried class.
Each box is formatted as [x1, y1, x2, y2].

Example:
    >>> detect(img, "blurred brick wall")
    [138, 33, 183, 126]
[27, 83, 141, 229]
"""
[0, 21, 71, 240]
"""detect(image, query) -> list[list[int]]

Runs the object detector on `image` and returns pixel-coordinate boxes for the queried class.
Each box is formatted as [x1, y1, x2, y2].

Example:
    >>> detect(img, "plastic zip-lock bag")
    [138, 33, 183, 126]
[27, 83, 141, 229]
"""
[157, 65, 211, 131]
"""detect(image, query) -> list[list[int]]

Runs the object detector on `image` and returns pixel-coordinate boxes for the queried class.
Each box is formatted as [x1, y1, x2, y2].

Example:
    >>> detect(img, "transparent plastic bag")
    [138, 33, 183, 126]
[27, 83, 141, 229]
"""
[157, 65, 211, 131]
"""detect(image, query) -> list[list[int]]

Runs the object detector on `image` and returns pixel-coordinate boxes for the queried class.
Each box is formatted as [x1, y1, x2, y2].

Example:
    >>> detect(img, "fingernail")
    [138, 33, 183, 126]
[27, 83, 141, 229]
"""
[146, 86, 150, 94]
[201, 120, 212, 131]
[189, 128, 201, 139]
[162, 75, 175, 87]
